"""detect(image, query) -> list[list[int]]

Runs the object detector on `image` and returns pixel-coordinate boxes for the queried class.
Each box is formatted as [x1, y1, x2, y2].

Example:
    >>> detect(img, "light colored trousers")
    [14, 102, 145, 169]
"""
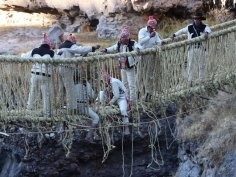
[98, 91, 129, 124]
[58, 67, 77, 110]
[27, 74, 51, 116]
[77, 103, 99, 124]
[136, 55, 155, 96]
[121, 68, 136, 102]
[187, 46, 206, 81]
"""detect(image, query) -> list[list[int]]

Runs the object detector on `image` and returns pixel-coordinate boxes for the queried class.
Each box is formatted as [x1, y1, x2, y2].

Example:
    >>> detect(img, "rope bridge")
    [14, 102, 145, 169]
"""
[0, 19, 236, 161]
[0, 20, 235, 121]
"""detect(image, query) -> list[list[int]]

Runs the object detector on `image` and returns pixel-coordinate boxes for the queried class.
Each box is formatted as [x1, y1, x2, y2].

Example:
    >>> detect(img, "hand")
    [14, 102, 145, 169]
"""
[172, 34, 176, 41]
[94, 45, 101, 50]
[204, 32, 209, 39]
[136, 48, 140, 54]
[150, 31, 156, 38]
[101, 48, 107, 53]
[57, 51, 63, 55]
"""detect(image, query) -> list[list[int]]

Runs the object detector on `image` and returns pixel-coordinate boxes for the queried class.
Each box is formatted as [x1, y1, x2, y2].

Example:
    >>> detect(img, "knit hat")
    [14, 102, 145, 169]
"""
[101, 69, 110, 83]
[119, 26, 130, 44]
[147, 16, 157, 28]
[120, 26, 130, 39]
[41, 33, 52, 47]
[67, 34, 77, 44]
[193, 12, 206, 20]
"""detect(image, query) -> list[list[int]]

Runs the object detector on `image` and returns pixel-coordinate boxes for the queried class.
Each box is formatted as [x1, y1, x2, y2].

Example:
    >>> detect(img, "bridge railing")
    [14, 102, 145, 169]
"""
[0, 21, 235, 121]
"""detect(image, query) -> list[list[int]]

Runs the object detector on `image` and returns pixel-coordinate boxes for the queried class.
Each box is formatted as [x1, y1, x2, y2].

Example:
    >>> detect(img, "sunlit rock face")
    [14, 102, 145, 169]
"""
[130, 0, 202, 12]
[0, 0, 235, 38]
[0, 10, 58, 27]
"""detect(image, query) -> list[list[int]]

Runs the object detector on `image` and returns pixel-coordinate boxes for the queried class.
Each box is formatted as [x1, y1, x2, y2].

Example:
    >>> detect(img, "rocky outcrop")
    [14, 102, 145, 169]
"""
[176, 92, 236, 177]
[0, 0, 235, 38]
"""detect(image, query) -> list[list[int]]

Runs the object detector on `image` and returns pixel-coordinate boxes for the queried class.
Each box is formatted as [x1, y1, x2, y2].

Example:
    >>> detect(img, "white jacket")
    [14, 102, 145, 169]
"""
[174, 23, 211, 39]
[106, 40, 142, 68]
[138, 27, 162, 49]
[75, 81, 95, 102]
[21, 51, 53, 75]
[108, 77, 127, 105]
[58, 44, 93, 58]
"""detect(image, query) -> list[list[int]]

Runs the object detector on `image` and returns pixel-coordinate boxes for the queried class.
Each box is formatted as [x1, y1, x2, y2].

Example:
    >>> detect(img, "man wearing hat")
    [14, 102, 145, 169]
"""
[25, 34, 55, 117]
[101, 26, 142, 105]
[172, 12, 211, 82]
[98, 71, 130, 135]
[138, 16, 162, 101]
[57, 34, 100, 114]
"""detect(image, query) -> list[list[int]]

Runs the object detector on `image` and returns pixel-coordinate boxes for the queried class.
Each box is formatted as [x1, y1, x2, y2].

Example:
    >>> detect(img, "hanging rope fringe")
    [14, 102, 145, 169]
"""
[0, 20, 236, 169]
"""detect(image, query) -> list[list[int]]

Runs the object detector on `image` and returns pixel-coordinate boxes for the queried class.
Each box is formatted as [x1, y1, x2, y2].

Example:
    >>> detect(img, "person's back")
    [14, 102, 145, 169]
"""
[27, 35, 54, 117]
[31, 43, 54, 75]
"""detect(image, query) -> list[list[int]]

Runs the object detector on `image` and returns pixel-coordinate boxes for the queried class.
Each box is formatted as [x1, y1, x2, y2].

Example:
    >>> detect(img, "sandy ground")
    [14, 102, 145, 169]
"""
[0, 27, 48, 55]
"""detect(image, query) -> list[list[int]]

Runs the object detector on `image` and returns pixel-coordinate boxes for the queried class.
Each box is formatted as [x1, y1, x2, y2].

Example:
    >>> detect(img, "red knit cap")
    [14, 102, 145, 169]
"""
[147, 16, 157, 28]
[101, 69, 110, 83]
[41, 33, 52, 48]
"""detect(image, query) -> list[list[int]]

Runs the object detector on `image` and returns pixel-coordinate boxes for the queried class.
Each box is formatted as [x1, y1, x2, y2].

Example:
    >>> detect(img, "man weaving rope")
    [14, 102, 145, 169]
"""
[172, 12, 211, 82]
[101, 26, 142, 106]
[57, 34, 100, 114]
[98, 71, 130, 135]
[138, 16, 162, 101]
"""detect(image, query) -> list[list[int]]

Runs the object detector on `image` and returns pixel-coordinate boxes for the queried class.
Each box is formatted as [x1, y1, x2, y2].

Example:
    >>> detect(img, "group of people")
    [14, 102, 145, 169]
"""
[21, 11, 211, 141]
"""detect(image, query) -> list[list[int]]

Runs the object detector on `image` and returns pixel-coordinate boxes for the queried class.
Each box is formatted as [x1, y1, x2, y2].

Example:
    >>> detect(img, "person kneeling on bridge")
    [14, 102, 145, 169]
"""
[99, 71, 130, 135]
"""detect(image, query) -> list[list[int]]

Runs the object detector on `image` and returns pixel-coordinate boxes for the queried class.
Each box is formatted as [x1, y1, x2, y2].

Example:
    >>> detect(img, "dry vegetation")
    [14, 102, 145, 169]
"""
[177, 90, 236, 164]
[74, 16, 220, 47]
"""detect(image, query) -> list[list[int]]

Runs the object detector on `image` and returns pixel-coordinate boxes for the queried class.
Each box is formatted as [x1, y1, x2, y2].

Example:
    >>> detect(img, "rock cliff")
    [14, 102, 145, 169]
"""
[0, 0, 235, 38]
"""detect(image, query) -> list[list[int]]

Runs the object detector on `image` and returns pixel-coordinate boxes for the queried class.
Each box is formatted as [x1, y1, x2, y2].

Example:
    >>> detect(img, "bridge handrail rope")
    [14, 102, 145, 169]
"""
[0, 19, 236, 165]
[162, 18, 236, 44]
[0, 20, 234, 123]
[0, 20, 235, 64]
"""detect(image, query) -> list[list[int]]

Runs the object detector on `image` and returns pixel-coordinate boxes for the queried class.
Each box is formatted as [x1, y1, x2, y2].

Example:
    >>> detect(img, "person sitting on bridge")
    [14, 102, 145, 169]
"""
[26, 34, 55, 117]
[172, 12, 211, 82]
[98, 71, 130, 135]
[57, 34, 100, 114]
[101, 26, 142, 106]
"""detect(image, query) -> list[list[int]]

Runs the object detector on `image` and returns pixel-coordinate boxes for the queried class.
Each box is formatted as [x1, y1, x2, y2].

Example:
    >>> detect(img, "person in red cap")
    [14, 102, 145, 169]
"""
[138, 16, 162, 101]
[57, 33, 100, 114]
[172, 12, 211, 82]
[98, 71, 130, 135]
[101, 26, 142, 105]
[25, 34, 55, 117]
[21, 24, 65, 117]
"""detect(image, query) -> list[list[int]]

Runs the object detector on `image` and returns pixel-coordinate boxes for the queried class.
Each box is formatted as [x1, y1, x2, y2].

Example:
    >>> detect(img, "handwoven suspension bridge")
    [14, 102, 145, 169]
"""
[0, 19, 236, 159]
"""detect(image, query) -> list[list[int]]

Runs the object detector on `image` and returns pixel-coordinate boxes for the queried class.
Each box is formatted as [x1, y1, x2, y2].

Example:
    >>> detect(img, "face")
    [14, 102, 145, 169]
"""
[147, 26, 155, 33]
[120, 36, 127, 45]
[194, 18, 202, 26]
[59, 34, 64, 43]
